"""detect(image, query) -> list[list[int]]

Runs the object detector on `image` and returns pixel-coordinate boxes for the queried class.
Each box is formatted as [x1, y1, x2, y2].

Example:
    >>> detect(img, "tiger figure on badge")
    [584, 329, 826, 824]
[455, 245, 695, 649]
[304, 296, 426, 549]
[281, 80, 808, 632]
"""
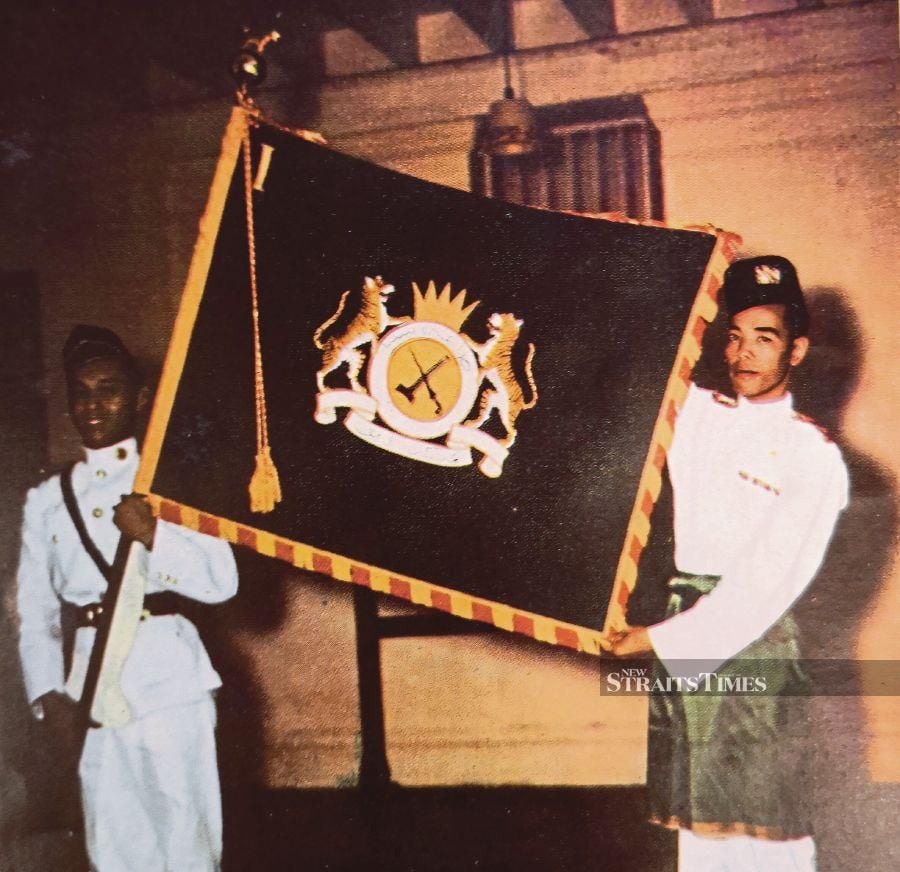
[465, 312, 538, 448]
[313, 275, 407, 392]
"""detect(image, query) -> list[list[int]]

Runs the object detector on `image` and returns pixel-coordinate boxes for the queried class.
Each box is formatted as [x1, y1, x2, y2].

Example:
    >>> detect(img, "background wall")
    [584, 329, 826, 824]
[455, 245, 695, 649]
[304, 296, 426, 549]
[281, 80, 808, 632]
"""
[1, 1, 896, 867]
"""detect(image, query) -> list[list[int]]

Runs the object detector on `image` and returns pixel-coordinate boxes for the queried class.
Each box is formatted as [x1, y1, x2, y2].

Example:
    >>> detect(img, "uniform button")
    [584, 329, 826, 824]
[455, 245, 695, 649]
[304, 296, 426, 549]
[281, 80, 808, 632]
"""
[96, 469, 107, 478]
[92, 507, 104, 518]
[116, 447, 128, 460]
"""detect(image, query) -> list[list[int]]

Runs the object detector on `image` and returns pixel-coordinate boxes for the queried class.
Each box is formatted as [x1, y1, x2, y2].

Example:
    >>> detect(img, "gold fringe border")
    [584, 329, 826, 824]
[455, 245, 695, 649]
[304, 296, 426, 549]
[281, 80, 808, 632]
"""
[135, 107, 247, 495]
[136, 113, 741, 650]
[144, 495, 610, 656]
[601, 228, 740, 637]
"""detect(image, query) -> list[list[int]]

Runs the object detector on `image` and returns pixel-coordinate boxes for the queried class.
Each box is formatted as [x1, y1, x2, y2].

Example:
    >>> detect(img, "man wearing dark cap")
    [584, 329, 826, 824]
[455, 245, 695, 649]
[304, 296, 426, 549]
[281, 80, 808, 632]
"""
[15, 325, 238, 871]
[611, 257, 848, 870]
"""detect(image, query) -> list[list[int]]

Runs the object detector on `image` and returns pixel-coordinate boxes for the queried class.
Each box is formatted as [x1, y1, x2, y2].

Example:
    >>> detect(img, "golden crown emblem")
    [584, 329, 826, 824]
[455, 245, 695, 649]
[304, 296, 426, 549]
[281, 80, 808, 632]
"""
[412, 281, 479, 331]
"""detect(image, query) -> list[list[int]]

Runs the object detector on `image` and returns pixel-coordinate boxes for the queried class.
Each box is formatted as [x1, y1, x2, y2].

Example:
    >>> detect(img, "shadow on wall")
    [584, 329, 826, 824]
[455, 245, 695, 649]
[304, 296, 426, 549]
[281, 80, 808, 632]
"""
[794, 291, 899, 872]
[190, 547, 293, 872]
[694, 287, 899, 872]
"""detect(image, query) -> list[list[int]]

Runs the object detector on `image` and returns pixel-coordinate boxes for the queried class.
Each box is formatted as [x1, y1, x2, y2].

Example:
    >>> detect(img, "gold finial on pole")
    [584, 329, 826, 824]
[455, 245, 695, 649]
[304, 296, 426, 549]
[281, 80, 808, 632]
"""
[230, 28, 281, 110]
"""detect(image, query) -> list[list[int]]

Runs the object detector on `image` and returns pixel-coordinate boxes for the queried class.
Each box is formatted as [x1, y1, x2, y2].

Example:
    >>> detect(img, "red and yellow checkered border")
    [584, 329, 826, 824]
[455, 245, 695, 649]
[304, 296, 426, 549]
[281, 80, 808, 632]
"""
[602, 228, 740, 638]
[136, 107, 741, 655]
[145, 494, 612, 656]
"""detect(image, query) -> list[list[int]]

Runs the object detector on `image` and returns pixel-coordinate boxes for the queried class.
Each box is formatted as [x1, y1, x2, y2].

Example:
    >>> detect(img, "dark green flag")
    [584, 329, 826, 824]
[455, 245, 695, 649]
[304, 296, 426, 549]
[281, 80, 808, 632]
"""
[139, 111, 730, 653]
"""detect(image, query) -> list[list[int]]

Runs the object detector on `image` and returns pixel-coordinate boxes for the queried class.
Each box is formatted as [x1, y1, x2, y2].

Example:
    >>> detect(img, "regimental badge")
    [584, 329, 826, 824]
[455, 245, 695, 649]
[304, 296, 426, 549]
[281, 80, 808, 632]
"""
[313, 276, 538, 477]
[712, 391, 738, 407]
[754, 264, 782, 285]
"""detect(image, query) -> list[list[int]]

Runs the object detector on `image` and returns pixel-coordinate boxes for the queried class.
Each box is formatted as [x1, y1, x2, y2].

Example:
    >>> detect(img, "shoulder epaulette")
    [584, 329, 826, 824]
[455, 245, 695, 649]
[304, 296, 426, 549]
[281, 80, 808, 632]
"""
[712, 392, 738, 408]
[793, 412, 832, 442]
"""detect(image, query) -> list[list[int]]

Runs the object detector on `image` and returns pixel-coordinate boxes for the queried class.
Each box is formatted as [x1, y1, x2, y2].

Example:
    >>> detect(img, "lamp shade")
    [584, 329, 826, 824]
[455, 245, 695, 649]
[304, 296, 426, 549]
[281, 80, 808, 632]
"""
[482, 93, 540, 157]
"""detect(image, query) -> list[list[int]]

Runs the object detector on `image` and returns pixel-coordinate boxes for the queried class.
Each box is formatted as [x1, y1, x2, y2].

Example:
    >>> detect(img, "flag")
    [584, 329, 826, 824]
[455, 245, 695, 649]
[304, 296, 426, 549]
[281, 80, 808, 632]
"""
[137, 109, 734, 654]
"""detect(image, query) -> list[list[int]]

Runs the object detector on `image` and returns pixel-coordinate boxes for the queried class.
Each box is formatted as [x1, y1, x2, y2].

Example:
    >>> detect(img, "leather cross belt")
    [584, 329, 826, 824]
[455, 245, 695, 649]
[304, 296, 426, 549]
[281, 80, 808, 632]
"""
[71, 592, 182, 627]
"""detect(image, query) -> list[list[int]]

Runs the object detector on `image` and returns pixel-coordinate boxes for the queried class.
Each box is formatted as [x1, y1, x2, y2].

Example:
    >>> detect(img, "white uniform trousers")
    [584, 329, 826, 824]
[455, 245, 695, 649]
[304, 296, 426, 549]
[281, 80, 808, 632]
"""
[678, 829, 816, 872]
[79, 695, 221, 872]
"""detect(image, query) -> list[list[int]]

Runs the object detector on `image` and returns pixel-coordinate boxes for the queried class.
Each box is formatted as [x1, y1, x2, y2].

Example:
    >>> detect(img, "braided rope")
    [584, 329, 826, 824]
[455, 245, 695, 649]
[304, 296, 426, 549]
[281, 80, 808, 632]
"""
[241, 112, 281, 512]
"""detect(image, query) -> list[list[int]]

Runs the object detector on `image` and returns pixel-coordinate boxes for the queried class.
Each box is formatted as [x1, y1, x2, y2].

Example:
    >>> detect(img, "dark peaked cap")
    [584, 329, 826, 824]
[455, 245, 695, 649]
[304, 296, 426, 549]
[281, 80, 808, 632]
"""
[723, 255, 810, 336]
[63, 324, 142, 381]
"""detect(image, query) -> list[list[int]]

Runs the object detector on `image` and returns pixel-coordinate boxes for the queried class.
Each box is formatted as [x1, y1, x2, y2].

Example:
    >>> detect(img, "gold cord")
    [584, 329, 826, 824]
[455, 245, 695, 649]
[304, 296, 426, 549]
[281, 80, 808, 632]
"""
[242, 113, 282, 513]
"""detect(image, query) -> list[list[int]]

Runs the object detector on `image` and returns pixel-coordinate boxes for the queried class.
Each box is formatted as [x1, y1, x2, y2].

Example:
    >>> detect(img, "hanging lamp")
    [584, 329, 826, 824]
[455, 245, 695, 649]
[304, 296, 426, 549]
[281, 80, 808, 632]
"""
[482, 0, 539, 157]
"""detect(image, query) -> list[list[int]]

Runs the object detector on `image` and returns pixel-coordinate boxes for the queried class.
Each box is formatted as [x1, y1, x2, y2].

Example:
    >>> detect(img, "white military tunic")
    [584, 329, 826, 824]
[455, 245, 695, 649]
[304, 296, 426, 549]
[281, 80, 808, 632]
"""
[16, 437, 238, 871]
[649, 384, 848, 670]
[647, 385, 849, 872]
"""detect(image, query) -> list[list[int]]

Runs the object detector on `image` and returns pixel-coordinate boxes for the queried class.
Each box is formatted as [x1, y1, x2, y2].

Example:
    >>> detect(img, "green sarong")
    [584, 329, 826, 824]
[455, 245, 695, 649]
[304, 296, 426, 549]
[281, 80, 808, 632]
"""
[647, 573, 813, 839]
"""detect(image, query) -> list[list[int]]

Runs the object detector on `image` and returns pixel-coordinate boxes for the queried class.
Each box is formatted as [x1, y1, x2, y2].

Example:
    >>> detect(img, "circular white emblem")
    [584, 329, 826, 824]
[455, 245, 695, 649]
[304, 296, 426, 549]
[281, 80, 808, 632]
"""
[368, 322, 479, 440]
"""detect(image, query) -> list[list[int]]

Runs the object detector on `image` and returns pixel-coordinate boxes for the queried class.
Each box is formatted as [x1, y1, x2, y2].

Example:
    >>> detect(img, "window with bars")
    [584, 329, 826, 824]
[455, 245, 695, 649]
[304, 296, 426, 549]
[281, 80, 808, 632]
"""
[471, 96, 663, 221]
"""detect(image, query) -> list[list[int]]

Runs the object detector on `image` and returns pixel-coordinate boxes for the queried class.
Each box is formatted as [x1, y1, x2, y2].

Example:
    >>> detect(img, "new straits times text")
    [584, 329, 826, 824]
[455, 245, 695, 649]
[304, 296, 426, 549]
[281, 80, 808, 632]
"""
[604, 661, 900, 695]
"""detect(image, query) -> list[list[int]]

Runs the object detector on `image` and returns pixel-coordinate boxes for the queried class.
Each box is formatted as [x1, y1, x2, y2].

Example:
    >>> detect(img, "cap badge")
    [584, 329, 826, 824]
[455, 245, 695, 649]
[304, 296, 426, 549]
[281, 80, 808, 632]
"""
[754, 264, 782, 285]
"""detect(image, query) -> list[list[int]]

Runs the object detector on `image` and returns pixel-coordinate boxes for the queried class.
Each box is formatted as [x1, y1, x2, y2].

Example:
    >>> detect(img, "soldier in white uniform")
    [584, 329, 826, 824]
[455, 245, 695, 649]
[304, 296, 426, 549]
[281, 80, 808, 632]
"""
[16, 325, 238, 871]
[611, 257, 849, 871]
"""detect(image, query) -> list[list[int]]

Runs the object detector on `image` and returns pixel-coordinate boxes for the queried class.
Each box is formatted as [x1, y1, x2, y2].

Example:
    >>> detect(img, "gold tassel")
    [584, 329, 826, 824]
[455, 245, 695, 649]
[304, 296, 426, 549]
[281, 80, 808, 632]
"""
[248, 446, 282, 514]
[242, 115, 283, 513]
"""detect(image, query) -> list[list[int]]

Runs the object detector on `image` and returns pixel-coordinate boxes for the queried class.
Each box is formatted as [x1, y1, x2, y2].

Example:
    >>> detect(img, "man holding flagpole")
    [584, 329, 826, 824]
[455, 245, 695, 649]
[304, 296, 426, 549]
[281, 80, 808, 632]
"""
[612, 256, 849, 871]
[15, 325, 238, 871]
